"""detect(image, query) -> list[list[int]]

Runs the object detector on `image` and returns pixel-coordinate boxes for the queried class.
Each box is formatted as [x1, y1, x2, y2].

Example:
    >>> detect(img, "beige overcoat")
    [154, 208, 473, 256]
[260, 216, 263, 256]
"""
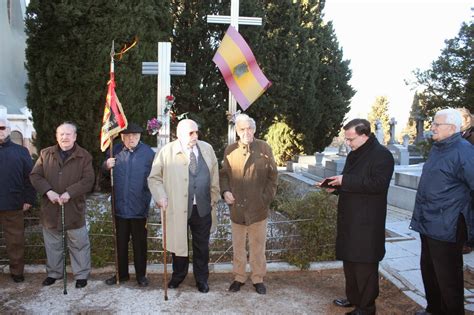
[147, 140, 220, 256]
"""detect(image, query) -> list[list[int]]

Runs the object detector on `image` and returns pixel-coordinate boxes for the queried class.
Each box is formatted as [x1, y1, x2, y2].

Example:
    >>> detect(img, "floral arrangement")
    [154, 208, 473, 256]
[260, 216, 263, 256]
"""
[146, 117, 162, 136]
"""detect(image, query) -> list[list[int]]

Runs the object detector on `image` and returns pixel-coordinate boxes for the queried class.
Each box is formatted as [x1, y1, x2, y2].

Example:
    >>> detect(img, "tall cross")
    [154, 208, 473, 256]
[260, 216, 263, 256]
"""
[142, 42, 186, 150]
[207, 0, 262, 144]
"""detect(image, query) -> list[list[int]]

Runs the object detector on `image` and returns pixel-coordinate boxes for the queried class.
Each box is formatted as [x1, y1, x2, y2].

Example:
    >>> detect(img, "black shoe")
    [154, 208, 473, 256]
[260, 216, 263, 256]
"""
[197, 281, 209, 293]
[42, 277, 57, 286]
[11, 274, 25, 283]
[414, 310, 432, 315]
[137, 276, 149, 287]
[167, 279, 181, 289]
[229, 280, 245, 292]
[253, 282, 266, 294]
[75, 279, 87, 288]
[333, 298, 354, 308]
[105, 275, 130, 285]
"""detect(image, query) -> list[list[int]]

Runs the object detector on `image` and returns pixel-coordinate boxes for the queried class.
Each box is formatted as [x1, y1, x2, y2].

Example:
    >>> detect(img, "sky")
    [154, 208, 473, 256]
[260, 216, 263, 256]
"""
[323, 0, 472, 128]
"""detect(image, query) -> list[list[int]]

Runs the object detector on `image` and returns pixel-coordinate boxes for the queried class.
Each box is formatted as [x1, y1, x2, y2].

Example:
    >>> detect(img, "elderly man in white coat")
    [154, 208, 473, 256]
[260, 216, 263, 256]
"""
[148, 119, 220, 293]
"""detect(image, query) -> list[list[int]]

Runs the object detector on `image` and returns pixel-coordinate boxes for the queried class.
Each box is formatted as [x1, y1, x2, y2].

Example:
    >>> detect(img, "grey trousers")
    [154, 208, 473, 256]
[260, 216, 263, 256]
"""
[42, 225, 91, 280]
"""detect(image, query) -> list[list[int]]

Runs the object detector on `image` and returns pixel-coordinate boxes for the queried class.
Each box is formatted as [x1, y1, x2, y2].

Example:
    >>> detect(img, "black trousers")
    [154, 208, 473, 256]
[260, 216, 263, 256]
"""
[343, 260, 379, 315]
[420, 216, 466, 315]
[115, 216, 147, 279]
[171, 205, 211, 284]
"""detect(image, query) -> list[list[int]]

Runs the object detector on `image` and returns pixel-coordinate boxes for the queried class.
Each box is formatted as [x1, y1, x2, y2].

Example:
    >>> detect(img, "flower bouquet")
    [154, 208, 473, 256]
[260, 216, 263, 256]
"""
[146, 117, 162, 136]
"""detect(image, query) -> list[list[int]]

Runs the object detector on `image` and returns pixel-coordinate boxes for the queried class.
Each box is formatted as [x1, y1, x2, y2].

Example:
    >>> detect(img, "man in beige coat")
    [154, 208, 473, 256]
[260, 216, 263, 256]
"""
[148, 119, 219, 293]
[220, 114, 278, 294]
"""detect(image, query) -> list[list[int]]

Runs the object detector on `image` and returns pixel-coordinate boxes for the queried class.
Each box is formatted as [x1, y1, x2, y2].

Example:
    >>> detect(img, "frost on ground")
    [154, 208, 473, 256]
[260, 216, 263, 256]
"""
[0, 270, 419, 314]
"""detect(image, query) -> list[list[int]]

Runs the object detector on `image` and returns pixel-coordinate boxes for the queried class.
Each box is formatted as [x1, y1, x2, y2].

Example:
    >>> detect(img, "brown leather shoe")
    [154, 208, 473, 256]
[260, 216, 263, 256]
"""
[462, 245, 472, 254]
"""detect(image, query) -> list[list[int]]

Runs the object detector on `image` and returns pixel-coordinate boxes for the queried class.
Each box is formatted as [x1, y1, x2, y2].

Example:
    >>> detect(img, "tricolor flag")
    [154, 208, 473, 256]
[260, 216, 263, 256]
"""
[100, 71, 128, 152]
[213, 26, 271, 111]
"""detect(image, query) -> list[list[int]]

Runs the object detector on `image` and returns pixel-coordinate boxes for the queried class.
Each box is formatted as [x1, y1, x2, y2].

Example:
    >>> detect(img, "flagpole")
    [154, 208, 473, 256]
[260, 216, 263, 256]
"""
[109, 41, 120, 284]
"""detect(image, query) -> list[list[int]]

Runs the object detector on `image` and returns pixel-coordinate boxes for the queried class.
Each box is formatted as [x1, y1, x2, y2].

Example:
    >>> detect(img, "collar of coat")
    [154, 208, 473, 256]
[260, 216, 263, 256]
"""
[433, 132, 462, 149]
[52, 143, 86, 162]
[170, 139, 201, 157]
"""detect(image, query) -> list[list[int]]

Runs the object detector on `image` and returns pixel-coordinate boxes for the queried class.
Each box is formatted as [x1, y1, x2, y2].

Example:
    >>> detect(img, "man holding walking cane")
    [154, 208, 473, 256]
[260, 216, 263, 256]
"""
[148, 119, 220, 294]
[30, 122, 95, 289]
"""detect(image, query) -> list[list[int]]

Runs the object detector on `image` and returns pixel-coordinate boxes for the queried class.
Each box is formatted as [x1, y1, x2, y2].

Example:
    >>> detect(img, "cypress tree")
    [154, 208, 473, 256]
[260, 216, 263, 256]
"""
[25, 0, 171, 171]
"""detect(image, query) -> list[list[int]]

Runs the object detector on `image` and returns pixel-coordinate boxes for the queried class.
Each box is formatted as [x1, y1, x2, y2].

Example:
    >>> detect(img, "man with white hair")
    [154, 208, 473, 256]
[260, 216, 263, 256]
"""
[148, 119, 220, 293]
[410, 108, 474, 315]
[220, 114, 278, 295]
[0, 117, 35, 283]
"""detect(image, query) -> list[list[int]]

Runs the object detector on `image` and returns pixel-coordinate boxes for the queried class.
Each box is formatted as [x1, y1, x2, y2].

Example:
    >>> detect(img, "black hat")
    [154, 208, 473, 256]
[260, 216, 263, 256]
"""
[121, 123, 143, 134]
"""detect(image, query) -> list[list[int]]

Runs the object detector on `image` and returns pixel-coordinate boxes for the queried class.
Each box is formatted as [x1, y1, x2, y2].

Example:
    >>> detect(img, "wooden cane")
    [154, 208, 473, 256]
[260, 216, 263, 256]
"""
[163, 206, 168, 301]
[61, 204, 67, 295]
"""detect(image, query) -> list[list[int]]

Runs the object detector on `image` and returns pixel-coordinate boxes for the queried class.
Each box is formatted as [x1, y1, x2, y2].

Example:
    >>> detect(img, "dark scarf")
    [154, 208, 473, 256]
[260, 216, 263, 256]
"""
[59, 144, 76, 161]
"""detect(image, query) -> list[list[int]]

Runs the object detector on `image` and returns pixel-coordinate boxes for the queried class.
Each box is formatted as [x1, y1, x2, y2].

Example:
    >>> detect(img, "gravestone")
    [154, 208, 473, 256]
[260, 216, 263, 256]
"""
[375, 119, 384, 144]
[388, 117, 398, 145]
[415, 116, 425, 144]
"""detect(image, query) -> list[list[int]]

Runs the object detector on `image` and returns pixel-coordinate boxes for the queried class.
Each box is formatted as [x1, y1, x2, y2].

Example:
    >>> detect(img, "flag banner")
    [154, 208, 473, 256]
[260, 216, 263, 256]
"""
[100, 72, 128, 152]
[213, 26, 271, 111]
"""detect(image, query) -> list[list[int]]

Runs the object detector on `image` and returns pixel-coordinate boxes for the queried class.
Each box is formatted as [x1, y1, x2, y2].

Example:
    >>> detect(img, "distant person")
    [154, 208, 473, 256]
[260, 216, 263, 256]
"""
[30, 122, 95, 289]
[103, 123, 155, 287]
[220, 114, 278, 295]
[148, 119, 220, 293]
[319, 118, 394, 315]
[411, 108, 474, 315]
[0, 117, 35, 283]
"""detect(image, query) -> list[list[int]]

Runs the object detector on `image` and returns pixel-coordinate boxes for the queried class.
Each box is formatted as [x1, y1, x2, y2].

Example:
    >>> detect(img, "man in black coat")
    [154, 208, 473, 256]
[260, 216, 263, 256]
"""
[319, 118, 394, 315]
[0, 117, 36, 283]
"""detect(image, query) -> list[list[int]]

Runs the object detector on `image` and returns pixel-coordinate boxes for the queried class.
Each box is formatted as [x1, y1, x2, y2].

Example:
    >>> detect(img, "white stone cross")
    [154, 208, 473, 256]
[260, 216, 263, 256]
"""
[207, 0, 262, 144]
[142, 42, 186, 150]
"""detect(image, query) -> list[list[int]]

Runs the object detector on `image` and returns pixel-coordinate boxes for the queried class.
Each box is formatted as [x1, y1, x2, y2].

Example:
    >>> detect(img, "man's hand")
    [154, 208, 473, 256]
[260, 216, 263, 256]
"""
[158, 198, 168, 210]
[59, 192, 71, 205]
[46, 190, 61, 204]
[22, 203, 32, 211]
[106, 158, 116, 169]
[223, 191, 235, 205]
[327, 175, 343, 186]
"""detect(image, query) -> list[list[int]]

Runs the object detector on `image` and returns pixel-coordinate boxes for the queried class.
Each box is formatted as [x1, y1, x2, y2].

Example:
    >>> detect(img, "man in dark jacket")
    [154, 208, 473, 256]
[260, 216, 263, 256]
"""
[220, 114, 278, 295]
[320, 118, 394, 315]
[410, 108, 474, 315]
[103, 123, 155, 287]
[30, 122, 95, 289]
[0, 117, 35, 283]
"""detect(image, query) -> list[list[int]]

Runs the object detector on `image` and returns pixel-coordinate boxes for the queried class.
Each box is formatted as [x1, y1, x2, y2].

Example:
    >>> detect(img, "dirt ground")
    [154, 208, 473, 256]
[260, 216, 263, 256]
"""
[0, 269, 422, 314]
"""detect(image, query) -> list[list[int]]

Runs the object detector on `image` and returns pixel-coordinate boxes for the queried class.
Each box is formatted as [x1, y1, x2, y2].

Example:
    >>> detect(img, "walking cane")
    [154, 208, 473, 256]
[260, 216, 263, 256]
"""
[61, 204, 68, 295]
[163, 206, 168, 301]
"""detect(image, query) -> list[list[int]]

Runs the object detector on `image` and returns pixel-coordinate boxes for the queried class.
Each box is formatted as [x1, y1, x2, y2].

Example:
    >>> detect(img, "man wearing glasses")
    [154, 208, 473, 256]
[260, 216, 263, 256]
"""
[411, 108, 474, 315]
[148, 119, 220, 293]
[0, 117, 35, 283]
[320, 118, 394, 315]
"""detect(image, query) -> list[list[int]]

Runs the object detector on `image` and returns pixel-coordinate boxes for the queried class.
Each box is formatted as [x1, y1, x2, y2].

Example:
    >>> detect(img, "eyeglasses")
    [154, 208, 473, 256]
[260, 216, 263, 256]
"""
[431, 122, 453, 128]
[0, 126, 7, 130]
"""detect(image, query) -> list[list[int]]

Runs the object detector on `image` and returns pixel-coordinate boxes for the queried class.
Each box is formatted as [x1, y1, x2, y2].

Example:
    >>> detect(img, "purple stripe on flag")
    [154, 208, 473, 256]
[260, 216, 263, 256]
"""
[226, 26, 271, 89]
[213, 53, 251, 110]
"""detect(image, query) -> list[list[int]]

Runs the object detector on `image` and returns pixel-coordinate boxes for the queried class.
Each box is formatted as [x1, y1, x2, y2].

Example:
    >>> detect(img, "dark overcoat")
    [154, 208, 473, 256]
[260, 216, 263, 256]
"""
[335, 135, 394, 263]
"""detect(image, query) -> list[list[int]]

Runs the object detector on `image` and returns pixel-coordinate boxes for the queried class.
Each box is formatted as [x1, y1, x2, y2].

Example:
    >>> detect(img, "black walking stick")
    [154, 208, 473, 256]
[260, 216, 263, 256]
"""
[61, 204, 68, 295]
[163, 206, 168, 301]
